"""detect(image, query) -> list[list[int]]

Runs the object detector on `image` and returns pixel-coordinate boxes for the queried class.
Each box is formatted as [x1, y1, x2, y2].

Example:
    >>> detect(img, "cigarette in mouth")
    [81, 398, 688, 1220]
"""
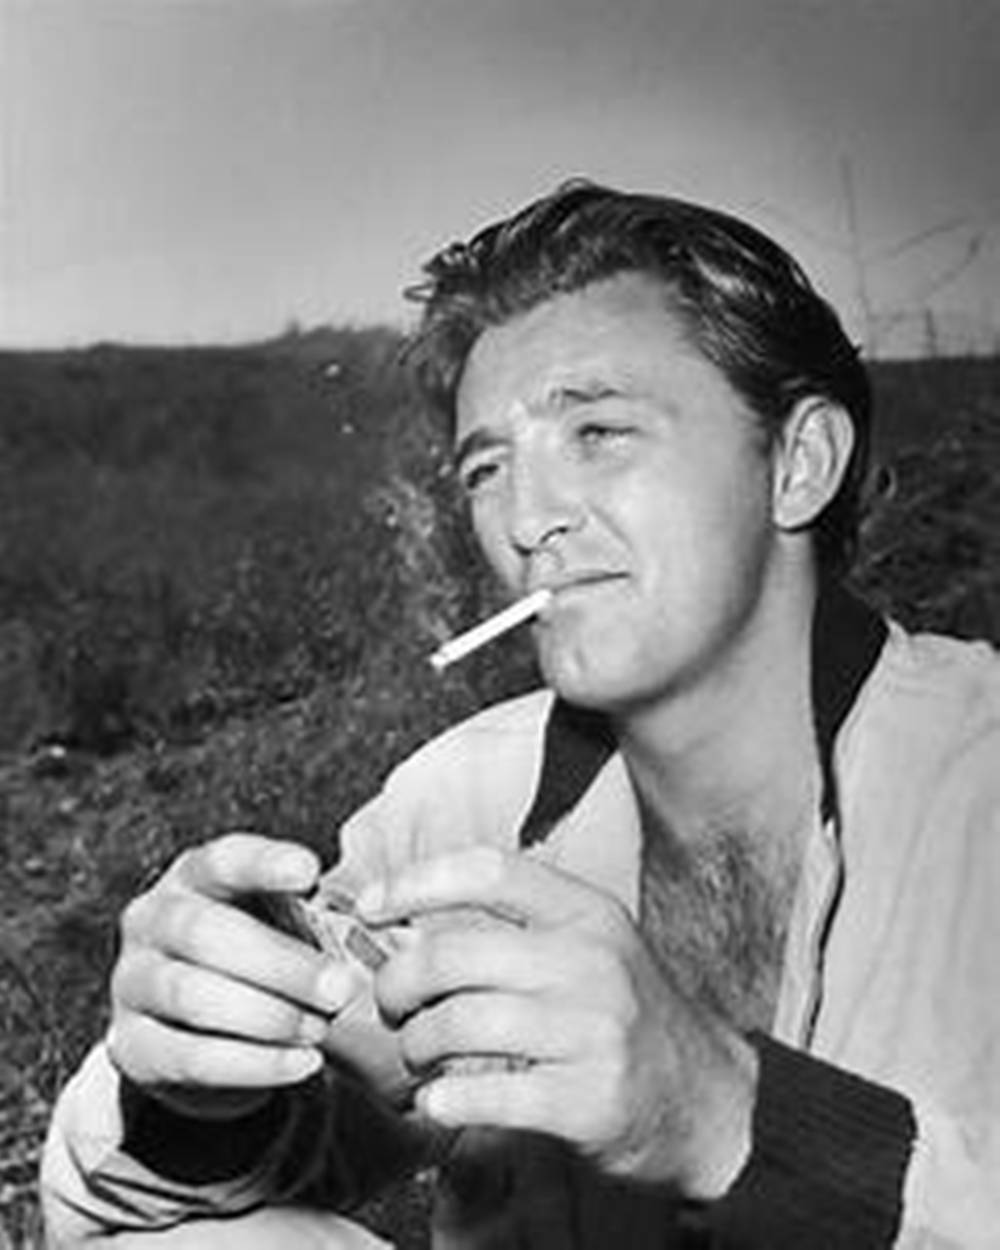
[430, 588, 553, 672]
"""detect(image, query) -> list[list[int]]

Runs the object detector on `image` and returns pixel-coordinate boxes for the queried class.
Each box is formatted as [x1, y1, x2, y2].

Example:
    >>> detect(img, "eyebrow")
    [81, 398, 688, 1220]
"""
[452, 426, 503, 473]
[547, 379, 618, 405]
[452, 380, 620, 469]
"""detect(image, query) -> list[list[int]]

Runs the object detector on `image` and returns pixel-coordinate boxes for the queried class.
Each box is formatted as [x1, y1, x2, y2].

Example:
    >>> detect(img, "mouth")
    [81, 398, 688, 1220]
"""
[532, 571, 629, 608]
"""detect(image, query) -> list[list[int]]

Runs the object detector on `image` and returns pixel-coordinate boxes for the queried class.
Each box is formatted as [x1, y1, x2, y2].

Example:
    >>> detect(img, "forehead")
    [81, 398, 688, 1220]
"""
[455, 272, 719, 431]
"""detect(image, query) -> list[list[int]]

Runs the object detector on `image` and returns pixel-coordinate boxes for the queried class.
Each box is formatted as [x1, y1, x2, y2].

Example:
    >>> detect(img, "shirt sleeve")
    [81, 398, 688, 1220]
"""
[706, 1035, 916, 1248]
[704, 1035, 1000, 1249]
[41, 1039, 433, 1245]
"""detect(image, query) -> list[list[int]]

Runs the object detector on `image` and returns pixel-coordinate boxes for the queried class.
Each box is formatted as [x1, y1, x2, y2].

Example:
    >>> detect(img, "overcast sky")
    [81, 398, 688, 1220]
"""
[3, 0, 998, 354]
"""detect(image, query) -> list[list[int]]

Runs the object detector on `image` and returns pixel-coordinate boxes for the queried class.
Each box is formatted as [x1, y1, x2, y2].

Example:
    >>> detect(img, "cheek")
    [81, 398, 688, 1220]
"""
[470, 502, 518, 584]
[633, 461, 773, 599]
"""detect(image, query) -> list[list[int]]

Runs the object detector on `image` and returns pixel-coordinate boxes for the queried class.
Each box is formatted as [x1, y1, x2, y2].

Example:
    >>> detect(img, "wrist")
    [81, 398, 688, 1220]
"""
[143, 1082, 277, 1122]
[119, 1072, 299, 1185]
[708, 1034, 916, 1246]
[676, 1027, 758, 1200]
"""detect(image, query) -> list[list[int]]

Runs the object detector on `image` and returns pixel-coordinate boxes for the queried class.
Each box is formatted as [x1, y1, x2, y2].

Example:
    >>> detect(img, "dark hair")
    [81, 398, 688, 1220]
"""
[406, 180, 873, 577]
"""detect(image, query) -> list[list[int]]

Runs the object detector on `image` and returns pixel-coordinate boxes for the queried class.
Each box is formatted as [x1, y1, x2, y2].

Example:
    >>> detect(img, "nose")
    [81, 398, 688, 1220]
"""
[507, 451, 582, 557]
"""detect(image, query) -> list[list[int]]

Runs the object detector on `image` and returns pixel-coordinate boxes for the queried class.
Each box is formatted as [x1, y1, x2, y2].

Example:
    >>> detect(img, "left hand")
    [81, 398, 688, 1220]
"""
[358, 847, 758, 1198]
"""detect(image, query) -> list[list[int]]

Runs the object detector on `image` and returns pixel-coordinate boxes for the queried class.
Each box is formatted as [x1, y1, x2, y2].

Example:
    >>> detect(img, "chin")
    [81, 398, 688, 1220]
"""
[539, 626, 694, 715]
[539, 646, 639, 712]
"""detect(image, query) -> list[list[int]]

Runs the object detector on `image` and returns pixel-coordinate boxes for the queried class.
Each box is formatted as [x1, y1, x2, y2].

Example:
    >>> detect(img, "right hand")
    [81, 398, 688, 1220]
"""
[107, 833, 358, 1117]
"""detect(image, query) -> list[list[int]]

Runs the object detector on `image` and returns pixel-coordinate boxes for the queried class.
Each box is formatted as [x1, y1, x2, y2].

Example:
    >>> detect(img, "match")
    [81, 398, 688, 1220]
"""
[430, 588, 553, 671]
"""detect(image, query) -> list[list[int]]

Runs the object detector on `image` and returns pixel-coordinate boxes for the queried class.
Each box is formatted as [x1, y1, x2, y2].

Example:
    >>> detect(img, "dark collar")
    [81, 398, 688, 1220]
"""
[518, 584, 887, 848]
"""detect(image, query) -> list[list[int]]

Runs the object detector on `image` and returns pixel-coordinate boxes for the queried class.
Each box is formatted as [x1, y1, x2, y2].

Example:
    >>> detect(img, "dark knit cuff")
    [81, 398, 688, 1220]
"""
[709, 1034, 916, 1248]
[120, 1075, 299, 1185]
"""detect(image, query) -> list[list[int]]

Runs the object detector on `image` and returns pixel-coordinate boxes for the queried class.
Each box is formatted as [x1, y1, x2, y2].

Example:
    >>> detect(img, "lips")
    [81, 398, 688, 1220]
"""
[532, 571, 629, 600]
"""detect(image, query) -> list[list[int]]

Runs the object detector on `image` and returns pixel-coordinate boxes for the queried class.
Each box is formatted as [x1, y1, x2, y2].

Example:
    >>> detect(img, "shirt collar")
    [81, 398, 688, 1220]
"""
[518, 583, 888, 848]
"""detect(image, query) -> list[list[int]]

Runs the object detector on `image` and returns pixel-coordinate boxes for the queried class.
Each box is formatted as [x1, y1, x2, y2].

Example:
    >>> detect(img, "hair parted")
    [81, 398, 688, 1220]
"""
[406, 179, 873, 576]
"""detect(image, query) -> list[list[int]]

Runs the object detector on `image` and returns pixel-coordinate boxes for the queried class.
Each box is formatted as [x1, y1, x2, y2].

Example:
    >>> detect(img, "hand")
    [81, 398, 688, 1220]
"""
[107, 833, 357, 1118]
[359, 847, 758, 1198]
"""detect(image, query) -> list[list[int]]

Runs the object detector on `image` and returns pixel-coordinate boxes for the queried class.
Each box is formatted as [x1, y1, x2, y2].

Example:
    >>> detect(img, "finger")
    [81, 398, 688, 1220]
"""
[172, 833, 320, 902]
[114, 948, 333, 1047]
[399, 992, 572, 1074]
[108, 1013, 324, 1090]
[125, 891, 356, 1016]
[357, 847, 602, 930]
[376, 926, 559, 1025]
[415, 1066, 563, 1135]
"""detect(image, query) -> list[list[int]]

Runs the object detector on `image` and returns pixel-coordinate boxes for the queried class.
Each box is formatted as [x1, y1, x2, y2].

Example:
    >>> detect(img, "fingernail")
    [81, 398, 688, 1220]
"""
[315, 960, 353, 1012]
[356, 881, 385, 917]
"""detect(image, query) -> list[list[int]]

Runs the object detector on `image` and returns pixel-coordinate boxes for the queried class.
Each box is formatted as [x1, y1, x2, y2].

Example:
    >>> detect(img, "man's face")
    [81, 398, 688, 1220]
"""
[453, 272, 783, 715]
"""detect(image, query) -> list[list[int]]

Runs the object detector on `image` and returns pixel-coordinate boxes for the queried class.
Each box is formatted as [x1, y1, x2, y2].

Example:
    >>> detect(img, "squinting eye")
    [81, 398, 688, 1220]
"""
[461, 460, 501, 494]
[578, 423, 631, 447]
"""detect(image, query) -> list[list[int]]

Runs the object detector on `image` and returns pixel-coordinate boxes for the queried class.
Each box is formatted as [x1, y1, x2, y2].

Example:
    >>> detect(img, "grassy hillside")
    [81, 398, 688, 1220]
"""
[1, 333, 997, 1244]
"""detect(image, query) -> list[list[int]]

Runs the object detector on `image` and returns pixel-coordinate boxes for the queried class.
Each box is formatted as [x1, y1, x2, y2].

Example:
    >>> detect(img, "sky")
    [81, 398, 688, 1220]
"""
[2, 0, 999, 355]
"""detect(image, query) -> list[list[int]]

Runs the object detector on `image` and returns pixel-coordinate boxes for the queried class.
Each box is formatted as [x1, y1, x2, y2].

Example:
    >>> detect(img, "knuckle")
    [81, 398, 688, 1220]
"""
[188, 832, 246, 885]
[212, 829, 255, 860]
[197, 836, 232, 879]
[149, 891, 183, 946]
[170, 845, 201, 884]
[398, 1027, 420, 1070]
[372, 974, 405, 1027]
[159, 962, 196, 1023]
[403, 995, 472, 1070]
[393, 934, 450, 1007]
[399, 1016, 433, 1071]
[442, 994, 479, 1044]
[482, 997, 519, 1046]
[106, 1021, 142, 1082]
[162, 892, 209, 953]
[169, 1034, 238, 1087]
[105, 1015, 129, 1063]
[417, 935, 451, 988]
[119, 892, 154, 942]
[109, 954, 137, 1010]
[108, 1015, 165, 1086]
[120, 885, 175, 940]
[264, 999, 306, 1043]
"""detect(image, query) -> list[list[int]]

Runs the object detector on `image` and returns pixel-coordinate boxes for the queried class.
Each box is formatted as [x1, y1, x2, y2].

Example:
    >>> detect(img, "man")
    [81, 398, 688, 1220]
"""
[43, 183, 999, 1247]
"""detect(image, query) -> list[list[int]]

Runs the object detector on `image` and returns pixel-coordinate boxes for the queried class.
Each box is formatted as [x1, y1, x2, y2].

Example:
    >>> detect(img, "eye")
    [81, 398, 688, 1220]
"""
[576, 421, 634, 449]
[460, 457, 502, 495]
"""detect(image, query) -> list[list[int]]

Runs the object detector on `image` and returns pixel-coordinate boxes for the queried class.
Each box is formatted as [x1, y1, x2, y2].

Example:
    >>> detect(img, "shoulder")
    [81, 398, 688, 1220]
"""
[882, 623, 999, 694]
[841, 624, 1000, 848]
[854, 624, 1000, 745]
[835, 628, 1000, 988]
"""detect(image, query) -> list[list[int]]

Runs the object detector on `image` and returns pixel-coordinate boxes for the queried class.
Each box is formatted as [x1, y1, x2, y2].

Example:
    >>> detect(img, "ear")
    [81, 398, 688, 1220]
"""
[771, 398, 855, 532]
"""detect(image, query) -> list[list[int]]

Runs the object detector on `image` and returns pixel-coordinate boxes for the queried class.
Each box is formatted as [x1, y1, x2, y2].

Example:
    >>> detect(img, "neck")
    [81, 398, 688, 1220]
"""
[614, 556, 821, 858]
[620, 556, 822, 1034]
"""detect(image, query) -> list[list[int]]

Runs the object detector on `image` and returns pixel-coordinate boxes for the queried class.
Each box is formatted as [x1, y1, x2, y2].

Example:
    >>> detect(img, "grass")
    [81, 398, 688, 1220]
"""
[0, 333, 997, 1245]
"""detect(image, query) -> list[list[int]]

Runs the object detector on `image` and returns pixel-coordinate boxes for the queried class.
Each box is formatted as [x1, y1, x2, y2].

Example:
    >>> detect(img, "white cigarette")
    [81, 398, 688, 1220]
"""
[430, 589, 552, 671]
